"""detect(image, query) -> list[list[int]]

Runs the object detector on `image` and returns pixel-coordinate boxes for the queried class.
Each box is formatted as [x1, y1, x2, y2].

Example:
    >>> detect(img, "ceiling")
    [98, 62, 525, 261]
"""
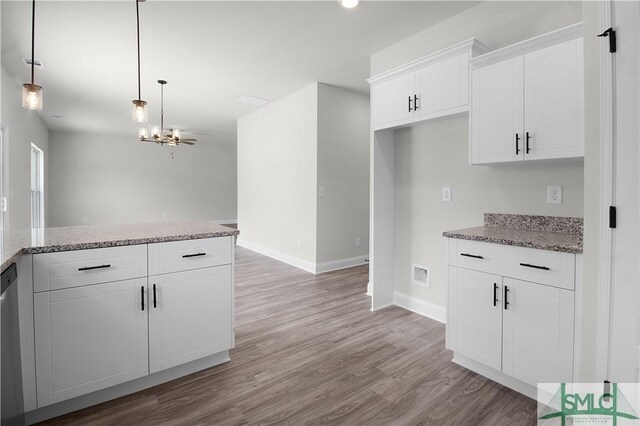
[1, 1, 478, 144]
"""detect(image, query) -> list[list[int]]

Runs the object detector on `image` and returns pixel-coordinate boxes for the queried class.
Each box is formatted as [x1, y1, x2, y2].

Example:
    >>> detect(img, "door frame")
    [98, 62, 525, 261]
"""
[595, 0, 615, 383]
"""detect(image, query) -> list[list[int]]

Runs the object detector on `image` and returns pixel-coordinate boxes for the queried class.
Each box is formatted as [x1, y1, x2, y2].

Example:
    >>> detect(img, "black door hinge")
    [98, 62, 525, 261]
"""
[609, 206, 617, 228]
[598, 27, 617, 53]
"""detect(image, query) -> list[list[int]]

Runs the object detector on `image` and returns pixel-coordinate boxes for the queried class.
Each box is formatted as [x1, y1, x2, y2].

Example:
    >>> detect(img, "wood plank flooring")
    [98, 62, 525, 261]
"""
[42, 247, 536, 425]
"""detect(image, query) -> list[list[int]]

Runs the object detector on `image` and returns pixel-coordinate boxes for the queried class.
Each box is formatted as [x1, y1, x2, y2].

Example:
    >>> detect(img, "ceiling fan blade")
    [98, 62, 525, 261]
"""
[181, 140, 196, 145]
[181, 138, 197, 142]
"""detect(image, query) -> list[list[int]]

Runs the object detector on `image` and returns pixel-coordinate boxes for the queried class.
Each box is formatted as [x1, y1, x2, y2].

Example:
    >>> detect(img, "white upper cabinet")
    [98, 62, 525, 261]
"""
[470, 23, 584, 165]
[369, 39, 491, 130]
[523, 38, 584, 160]
[371, 73, 415, 129]
[470, 56, 524, 164]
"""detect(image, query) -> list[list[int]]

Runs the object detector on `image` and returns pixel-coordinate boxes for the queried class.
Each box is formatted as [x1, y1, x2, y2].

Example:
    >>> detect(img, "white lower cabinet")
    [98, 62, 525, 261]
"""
[447, 238, 578, 393]
[149, 266, 233, 373]
[34, 278, 149, 407]
[32, 238, 234, 409]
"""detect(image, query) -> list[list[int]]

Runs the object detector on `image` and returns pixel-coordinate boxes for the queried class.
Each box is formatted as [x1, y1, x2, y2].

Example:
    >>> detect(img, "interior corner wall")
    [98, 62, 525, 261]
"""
[47, 131, 238, 227]
[316, 83, 370, 265]
[237, 83, 319, 266]
[1, 65, 50, 232]
[370, 2, 584, 307]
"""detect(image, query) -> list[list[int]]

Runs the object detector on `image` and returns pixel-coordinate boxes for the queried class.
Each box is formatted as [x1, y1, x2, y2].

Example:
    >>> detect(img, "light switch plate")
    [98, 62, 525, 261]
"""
[442, 187, 452, 202]
[547, 185, 562, 204]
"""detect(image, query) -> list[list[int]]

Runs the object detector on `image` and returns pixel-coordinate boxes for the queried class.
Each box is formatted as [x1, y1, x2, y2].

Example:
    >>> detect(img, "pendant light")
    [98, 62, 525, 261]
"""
[22, 0, 43, 110]
[131, 0, 147, 122]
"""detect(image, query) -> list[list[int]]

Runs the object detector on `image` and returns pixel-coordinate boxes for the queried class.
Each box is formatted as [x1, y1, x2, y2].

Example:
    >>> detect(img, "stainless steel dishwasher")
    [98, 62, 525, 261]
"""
[1, 263, 24, 426]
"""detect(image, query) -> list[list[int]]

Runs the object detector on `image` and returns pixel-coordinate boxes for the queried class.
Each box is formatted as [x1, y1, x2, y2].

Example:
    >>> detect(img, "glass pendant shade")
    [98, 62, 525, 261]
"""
[22, 83, 43, 110]
[132, 99, 148, 122]
[341, 0, 359, 8]
[139, 128, 148, 139]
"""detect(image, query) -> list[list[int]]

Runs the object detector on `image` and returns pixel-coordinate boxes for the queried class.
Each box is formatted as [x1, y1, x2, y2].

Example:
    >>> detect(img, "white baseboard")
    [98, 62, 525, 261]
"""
[236, 239, 316, 273]
[315, 255, 368, 274]
[393, 291, 446, 323]
[237, 239, 368, 275]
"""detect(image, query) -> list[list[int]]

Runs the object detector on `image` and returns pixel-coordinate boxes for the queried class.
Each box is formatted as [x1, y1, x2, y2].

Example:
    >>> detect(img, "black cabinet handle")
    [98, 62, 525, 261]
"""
[526, 132, 531, 154]
[182, 252, 207, 258]
[493, 283, 498, 307]
[141, 286, 145, 311]
[504, 285, 509, 310]
[78, 264, 111, 271]
[515, 133, 520, 155]
[519, 262, 550, 271]
[408, 96, 413, 112]
[153, 284, 157, 308]
[460, 253, 484, 259]
[414, 95, 419, 111]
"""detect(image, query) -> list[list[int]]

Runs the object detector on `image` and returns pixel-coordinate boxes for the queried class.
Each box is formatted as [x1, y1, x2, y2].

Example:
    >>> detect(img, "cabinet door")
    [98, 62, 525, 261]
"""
[371, 73, 415, 128]
[502, 278, 574, 386]
[470, 56, 524, 164]
[415, 52, 469, 118]
[34, 278, 148, 407]
[149, 265, 233, 373]
[448, 267, 502, 371]
[523, 38, 584, 160]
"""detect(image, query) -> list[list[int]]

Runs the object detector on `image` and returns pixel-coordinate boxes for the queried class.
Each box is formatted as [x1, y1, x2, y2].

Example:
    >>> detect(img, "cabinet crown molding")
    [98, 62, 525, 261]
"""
[469, 22, 583, 69]
[368, 38, 492, 86]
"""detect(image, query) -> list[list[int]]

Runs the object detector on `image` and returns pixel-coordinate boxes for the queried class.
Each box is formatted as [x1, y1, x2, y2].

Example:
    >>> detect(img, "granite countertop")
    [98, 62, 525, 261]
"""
[442, 213, 583, 254]
[1, 221, 239, 273]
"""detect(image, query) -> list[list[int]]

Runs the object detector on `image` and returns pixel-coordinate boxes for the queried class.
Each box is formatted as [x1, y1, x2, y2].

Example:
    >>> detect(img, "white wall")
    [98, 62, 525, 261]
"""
[370, 3, 584, 316]
[1, 66, 50, 232]
[48, 131, 237, 227]
[237, 82, 370, 270]
[316, 83, 369, 264]
[237, 83, 319, 264]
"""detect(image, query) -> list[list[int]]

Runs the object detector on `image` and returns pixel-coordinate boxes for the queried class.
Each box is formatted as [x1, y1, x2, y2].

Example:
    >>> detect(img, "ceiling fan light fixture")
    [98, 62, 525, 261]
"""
[132, 99, 148, 122]
[341, 0, 359, 9]
[22, 83, 43, 110]
[22, 0, 43, 110]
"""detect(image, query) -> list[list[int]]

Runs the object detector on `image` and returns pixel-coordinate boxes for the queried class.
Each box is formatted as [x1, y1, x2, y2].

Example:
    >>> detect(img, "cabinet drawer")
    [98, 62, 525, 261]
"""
[148, 237, 232, 276]
[494, 244, 575, 290]
[448, 239, 575, 290]
[34, 245, 148, 293]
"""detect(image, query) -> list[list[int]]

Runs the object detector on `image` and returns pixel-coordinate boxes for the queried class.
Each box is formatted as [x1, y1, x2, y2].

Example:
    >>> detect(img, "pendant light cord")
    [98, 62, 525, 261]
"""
[160, 83, 164, 137]
[30, 0, 35, 84]
[135, 0, 141, 100]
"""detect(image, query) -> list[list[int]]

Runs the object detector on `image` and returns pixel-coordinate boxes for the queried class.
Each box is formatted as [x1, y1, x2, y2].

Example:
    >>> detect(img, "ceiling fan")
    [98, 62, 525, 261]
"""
[138, 80, 197, 146]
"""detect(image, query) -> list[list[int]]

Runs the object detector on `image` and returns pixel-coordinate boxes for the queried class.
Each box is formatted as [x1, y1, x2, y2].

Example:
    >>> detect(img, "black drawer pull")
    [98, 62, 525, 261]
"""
[504, 285, 509, 310]
[519, 262, 550, 271]
[78, 264, 111, 271]
[182, 252, 207, 258]
[525, 131, 531, 154]
[515, 133, 520, 155]
[141, 286, 145, 311]
[460, 253, 483, 259]
[493, 283, 498, 307]
[153, 284, 157, 308]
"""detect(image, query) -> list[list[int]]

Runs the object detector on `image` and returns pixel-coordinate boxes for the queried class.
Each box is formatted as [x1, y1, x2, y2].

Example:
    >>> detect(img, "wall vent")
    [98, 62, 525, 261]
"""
[236, 95, 268, 106]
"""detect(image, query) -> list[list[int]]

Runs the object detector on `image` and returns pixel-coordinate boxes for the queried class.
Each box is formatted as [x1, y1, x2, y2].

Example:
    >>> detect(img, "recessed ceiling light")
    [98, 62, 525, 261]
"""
[23, 58, 44, 69]
[236, 95, 268, 107]
[341, 0, 359, 9]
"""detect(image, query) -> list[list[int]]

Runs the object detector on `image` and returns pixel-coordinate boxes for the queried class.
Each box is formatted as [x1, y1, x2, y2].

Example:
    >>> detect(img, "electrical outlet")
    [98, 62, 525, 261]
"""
[442, 187, 452, 202]
[318, 186, 325, 197]
[355, 237, 361, 247]
[297, 238, 302, 248]
[547, 185, 563, 204]
[82, 216, 88, 223]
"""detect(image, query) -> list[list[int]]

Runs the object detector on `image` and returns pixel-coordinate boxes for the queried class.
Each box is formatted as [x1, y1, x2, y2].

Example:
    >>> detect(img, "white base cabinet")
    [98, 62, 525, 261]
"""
[32, 237, 235, 409]
[446, 238, 579, 394]
[149, 266, 233, 373]
[34, 278, 149, 407]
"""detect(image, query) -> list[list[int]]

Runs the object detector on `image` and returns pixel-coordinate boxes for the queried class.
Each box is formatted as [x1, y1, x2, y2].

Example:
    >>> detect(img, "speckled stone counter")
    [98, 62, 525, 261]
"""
[442, 213, 583, 254]
[1, 221, 239, 272]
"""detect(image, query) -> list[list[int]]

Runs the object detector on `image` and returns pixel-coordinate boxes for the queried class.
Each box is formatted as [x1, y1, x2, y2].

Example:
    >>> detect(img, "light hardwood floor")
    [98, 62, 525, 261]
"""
[43, 247, 536, 425]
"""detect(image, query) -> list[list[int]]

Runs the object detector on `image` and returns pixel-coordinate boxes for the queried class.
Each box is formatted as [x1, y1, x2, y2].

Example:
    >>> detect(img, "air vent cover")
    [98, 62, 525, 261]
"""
[236, 95, 268, 106]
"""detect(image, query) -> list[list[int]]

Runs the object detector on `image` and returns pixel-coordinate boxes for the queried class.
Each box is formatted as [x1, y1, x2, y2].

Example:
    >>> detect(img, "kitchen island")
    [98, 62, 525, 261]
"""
[5, 221, 239, 424]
